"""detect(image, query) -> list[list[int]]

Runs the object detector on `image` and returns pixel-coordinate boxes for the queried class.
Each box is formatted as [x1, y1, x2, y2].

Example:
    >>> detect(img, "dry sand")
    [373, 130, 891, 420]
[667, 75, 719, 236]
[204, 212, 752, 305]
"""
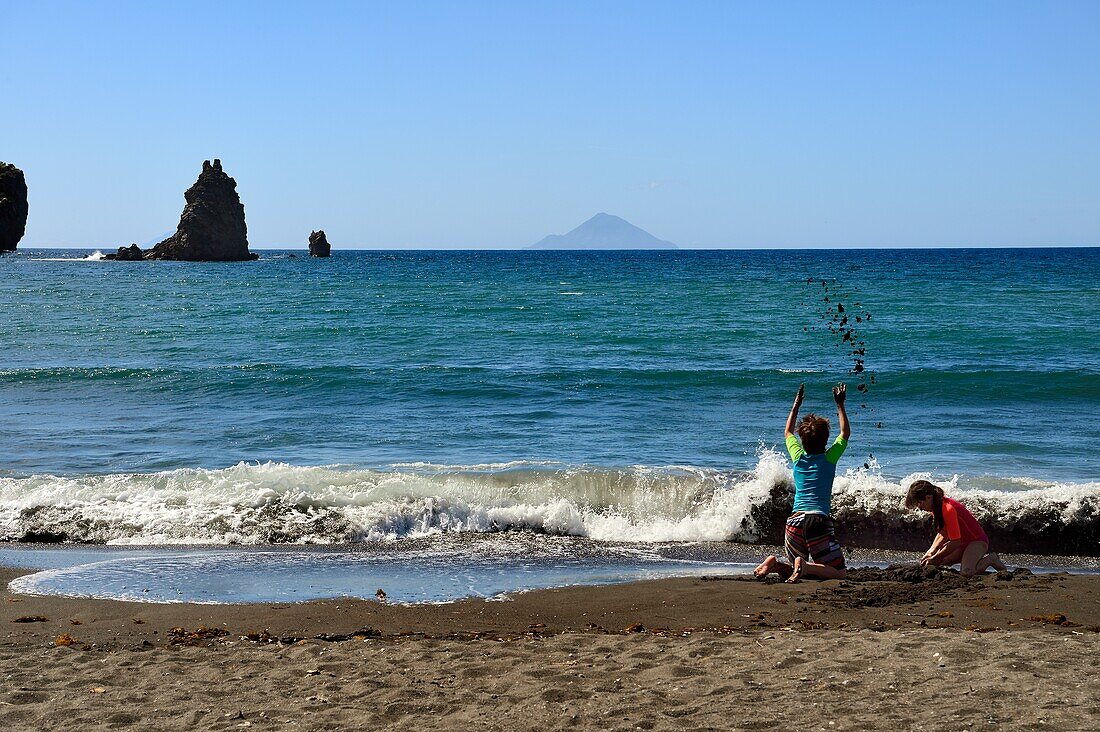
[3, 565, 1098, 731]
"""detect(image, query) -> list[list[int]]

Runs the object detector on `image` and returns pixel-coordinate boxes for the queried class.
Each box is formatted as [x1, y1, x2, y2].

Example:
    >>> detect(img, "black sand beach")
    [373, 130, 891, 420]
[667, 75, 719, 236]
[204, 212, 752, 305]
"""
[3, 565, 1098, 730]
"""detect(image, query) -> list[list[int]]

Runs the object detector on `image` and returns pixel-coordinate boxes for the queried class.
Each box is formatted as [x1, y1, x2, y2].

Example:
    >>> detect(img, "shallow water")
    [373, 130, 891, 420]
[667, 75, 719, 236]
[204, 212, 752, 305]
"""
[4, 537, 1098, 604]
[3, 539, 754, 604]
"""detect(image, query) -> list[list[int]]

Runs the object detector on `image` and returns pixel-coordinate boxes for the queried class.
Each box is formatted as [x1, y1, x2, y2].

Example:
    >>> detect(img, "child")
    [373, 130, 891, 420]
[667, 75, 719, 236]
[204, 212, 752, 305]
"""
[904, 480, 1007, 577]
[754, 382, 850, 583]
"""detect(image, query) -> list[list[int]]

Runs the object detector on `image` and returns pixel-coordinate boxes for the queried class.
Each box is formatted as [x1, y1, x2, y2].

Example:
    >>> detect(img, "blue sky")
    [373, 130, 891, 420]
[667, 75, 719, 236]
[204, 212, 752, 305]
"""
[3, 1, 1098, 248]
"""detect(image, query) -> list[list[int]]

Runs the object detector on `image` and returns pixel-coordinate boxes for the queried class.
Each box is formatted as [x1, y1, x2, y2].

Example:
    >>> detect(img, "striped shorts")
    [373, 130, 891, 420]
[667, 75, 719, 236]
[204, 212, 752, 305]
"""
[784, 512, 845, 569]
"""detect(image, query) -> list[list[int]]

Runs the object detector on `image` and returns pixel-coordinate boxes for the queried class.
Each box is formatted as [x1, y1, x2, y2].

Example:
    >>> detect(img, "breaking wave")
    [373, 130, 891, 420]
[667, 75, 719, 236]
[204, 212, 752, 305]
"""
[1, 452, 1097, 554]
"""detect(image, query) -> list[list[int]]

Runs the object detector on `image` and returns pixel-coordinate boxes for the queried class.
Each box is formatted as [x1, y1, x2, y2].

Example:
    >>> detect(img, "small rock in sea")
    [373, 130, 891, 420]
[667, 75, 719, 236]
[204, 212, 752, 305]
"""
[308, 230, 332, 257]
[107, 243, 144, 261]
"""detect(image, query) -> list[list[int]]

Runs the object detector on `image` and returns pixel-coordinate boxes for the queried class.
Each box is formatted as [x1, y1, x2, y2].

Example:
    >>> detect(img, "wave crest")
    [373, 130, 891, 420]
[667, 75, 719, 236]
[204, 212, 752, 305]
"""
[1, 455, 1097, 554]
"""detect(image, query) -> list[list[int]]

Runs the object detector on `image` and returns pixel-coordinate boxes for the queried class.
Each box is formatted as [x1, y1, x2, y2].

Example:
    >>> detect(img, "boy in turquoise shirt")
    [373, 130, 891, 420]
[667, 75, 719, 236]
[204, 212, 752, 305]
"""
[754, 382, 851, 582]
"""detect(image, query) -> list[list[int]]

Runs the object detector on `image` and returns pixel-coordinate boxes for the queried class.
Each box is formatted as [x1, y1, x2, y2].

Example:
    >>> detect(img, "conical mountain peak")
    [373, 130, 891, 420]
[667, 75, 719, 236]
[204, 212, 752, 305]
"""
[529, 214, 677, 250]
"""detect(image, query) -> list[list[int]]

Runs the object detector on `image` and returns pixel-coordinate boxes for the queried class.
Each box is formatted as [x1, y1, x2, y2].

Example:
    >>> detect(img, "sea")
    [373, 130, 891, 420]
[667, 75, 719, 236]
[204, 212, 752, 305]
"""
[1, 247, 1097, 603]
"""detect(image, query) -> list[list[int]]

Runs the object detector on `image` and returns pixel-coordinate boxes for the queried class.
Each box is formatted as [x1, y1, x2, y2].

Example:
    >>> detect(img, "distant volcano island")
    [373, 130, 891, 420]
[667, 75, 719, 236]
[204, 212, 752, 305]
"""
[528, 213, 677, 250]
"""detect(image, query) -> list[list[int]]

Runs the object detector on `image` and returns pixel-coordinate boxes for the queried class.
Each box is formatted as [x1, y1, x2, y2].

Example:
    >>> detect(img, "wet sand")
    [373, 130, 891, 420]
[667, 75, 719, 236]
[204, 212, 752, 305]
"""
[3, 565, 1098, 730]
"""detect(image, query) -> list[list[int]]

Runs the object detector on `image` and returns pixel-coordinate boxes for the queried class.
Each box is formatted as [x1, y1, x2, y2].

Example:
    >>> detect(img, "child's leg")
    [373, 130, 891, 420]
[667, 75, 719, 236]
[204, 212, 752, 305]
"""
[786, 514, 846, 582]
[781, 514, 810, 579]
[960, 541, 991, 577]
[754, 554, 794, 579]
[789, 559, 846, 581]
[927, 545, 963, 567]
[975, 551, 1008, 573]
[786, 556, 804, 583]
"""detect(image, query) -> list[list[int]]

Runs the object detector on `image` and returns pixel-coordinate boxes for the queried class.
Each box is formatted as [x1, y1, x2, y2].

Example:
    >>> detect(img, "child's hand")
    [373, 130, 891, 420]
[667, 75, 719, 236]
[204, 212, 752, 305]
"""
[794, 383, 805, 406]
[833, 383, 846, 406]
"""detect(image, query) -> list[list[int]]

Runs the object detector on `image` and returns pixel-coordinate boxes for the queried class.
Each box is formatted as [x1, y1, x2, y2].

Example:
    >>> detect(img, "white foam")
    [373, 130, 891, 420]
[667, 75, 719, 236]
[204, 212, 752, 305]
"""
[831, 467, 1100, 526]
[27, 251, 107, 261]
[1, 454, 1096, 546]
[388, 460, 563, 471]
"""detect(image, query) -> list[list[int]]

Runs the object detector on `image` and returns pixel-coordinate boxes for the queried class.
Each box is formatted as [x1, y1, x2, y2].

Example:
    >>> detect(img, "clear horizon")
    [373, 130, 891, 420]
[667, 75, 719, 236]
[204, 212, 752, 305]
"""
[5, 1, 1099, 249]
[24, 242, 1100, 251]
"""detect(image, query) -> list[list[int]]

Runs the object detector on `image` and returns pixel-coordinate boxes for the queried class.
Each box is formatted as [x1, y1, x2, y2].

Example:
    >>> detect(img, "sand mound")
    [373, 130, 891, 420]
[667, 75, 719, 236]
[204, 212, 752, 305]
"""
[808, 565, 1033, 608]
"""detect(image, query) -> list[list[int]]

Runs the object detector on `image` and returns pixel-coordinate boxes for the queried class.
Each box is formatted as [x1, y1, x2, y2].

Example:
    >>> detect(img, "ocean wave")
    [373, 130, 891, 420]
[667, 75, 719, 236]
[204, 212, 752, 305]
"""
[1, 454, 1096, 554]
[1, 363, 1096, 399]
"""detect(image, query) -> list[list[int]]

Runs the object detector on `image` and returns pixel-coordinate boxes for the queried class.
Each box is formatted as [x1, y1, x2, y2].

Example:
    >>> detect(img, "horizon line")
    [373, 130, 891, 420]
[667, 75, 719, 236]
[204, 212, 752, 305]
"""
[17, 242, 1100, 254]
[17, 243, 1100, 252]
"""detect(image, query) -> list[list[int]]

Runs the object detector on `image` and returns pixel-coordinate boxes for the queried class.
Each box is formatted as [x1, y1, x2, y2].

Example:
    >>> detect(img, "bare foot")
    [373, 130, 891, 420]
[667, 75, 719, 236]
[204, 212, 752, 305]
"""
[785, 556, 804, 584]
[988, 552, 1008, 572]
[754, 555, 777, 579]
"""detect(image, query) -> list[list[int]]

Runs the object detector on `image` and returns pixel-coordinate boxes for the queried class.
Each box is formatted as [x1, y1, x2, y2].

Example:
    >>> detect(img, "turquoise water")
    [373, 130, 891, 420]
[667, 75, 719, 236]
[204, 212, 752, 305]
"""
[0, 248, 1096, 553]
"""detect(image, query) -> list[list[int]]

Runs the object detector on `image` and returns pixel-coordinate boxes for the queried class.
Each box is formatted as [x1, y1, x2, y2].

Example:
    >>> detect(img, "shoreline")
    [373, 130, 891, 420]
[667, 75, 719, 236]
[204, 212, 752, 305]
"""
[4, 565, 1099, 730]
[6, 565, 1100, 644]
[4, 542, 1098, 607]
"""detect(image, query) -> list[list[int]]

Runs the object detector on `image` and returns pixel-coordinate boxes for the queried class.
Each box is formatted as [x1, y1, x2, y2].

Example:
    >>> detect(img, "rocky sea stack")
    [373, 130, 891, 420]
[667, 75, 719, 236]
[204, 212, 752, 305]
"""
[0, 162, 29, 252]
[107, 159, 256, 261]
[150, 159, 255, 261]
[308, 230, 331, 257]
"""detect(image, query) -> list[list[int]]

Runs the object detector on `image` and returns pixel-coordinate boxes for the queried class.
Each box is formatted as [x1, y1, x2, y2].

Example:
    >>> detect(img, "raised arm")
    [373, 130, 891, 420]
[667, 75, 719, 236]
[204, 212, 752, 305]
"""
[833, 383, 851, 440]
[785, 384, 804, 437]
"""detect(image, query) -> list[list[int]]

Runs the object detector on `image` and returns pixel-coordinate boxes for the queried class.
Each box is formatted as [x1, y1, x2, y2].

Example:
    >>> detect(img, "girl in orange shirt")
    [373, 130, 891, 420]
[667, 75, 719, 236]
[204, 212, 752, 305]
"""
[905, 480, 1008, 577]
